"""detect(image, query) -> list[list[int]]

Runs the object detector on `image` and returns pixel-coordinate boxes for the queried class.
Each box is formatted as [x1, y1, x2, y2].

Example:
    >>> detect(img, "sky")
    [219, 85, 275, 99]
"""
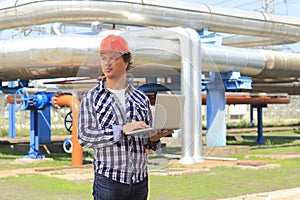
[190, 0, 300, 52]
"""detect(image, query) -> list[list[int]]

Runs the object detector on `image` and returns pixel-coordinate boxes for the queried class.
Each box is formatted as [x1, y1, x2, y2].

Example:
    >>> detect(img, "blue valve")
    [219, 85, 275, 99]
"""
[14, 88, 30, 111]
[14, 88, 54, 111]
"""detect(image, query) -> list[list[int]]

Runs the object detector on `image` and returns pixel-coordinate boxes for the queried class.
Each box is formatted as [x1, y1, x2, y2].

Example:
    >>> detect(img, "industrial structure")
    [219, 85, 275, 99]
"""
[0, 0, 299, 165]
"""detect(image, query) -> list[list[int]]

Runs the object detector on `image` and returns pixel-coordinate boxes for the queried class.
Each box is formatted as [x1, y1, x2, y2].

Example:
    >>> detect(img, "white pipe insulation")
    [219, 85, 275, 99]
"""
[0, 1, 299, 82]
[0, 0, 300, 43]
[1, 33, 300, 81]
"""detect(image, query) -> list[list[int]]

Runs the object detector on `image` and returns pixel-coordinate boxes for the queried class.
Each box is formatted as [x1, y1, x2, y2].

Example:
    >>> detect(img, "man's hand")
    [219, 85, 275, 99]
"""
[149, 130, 174, 142]
[122, 121, 149, 134]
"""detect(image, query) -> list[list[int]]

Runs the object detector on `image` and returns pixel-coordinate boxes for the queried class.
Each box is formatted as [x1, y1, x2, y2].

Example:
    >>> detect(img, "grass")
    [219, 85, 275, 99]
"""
[0, 147, 72, 170]
[2, 156, 299, 200]
[0, 175, 92, 200]
[0, 131, 300, 199]
[226, 121, 300, 129]
[229, 130, 300, 136]
[149, 139, 300, 200]
[0, 127, 70, 137]
[149, 161, 300, 200]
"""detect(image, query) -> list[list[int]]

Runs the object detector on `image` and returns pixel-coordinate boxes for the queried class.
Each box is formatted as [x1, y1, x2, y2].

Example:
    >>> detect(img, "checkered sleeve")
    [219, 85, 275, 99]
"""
[78, 90, 115, 149]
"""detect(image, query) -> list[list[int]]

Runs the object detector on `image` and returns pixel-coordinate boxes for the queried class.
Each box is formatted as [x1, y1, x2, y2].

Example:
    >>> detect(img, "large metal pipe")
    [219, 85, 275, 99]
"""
[202, 93, 290, 105]
[1, 33, 300, 81]
[52, 94, 83, 166]
[251, 82, 300, 95]
[0, 34, 180, 80]
[222, 35, 297, 48]
[0, 0, 300, 43]
[256, 50, 300, 79]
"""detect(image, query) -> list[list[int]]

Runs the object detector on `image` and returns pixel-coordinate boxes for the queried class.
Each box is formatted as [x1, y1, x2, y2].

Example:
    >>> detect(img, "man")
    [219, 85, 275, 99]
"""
[78, 34, 171, 200]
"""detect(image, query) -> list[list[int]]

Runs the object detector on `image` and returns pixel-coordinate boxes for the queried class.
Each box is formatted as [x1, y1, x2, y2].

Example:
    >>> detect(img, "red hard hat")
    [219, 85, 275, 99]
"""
[99, 34, 131, 55]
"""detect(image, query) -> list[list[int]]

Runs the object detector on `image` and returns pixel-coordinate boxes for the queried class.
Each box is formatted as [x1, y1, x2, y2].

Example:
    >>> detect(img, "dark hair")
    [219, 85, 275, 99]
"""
[122, 53, 132, 71]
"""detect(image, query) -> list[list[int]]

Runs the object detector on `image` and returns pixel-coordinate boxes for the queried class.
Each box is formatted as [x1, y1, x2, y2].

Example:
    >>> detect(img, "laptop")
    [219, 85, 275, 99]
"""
[125, 94, 185, 136]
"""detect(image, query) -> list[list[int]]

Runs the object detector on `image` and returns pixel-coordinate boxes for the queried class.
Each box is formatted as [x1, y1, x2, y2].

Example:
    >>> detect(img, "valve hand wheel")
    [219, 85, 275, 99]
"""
[14, 88, 30, 111]
[64, 111, 73, 133]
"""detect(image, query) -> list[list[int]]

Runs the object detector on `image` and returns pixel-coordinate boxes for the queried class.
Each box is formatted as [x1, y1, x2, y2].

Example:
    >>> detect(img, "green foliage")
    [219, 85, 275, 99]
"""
[226, 120, 251, 129]
[0, 127, 8, 137]
[226, 121, 300, 129]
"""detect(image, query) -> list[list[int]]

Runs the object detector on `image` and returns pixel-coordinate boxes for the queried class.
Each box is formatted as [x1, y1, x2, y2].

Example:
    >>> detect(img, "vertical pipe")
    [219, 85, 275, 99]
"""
[156, 27, 197, 164]
[70, 94, 82, 166]
[8, 81, 16, 138]
[170, 27, 195, 164]
[255, 104, 266, 145]
[27, 110, 43, 158]
[206, 72, 226, 146]
[37, 107, 51, 144]
[29, 111, 36, 157]
[250, 105, 254, 127]
[52, 94, 83, 166]
[121, 28, 202, 164]
[186, 28, 204, 163]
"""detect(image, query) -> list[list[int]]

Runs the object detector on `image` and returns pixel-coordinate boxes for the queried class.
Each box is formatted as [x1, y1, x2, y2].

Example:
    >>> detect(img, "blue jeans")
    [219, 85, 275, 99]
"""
[93, 173, 148, 200]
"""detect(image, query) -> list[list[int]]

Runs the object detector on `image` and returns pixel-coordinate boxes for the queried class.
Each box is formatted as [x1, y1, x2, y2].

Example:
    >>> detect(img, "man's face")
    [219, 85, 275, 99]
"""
[100, 51, 128, 79]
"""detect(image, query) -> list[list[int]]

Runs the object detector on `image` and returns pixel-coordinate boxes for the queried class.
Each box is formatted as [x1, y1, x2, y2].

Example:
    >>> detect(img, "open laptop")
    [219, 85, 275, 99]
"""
[125, 94, 185, 136]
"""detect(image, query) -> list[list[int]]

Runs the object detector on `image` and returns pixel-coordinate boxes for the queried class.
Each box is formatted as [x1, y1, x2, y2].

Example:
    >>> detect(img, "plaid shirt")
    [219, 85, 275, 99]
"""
[78, 78, 158, 184]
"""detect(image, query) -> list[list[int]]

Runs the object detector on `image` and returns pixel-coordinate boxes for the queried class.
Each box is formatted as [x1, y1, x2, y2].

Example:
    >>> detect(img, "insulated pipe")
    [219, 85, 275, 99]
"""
[168, 28, 195, 164]
[139, 27, 202, 164]
[0, 34, 181, 80]
[186, 28, 203, 163]
[256, 50, 300, 79]
[51, 22, 104, 35]
[1, 0, 300, 43]
[0, 33, 300, 81]
[52, 94, 82, 166]
[222, 35, 297, 48]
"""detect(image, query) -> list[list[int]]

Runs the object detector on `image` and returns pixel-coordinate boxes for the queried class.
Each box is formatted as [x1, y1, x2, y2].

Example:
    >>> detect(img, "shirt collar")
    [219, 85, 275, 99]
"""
[98, 78, 134, 94]
[98, 78, 106, 93]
